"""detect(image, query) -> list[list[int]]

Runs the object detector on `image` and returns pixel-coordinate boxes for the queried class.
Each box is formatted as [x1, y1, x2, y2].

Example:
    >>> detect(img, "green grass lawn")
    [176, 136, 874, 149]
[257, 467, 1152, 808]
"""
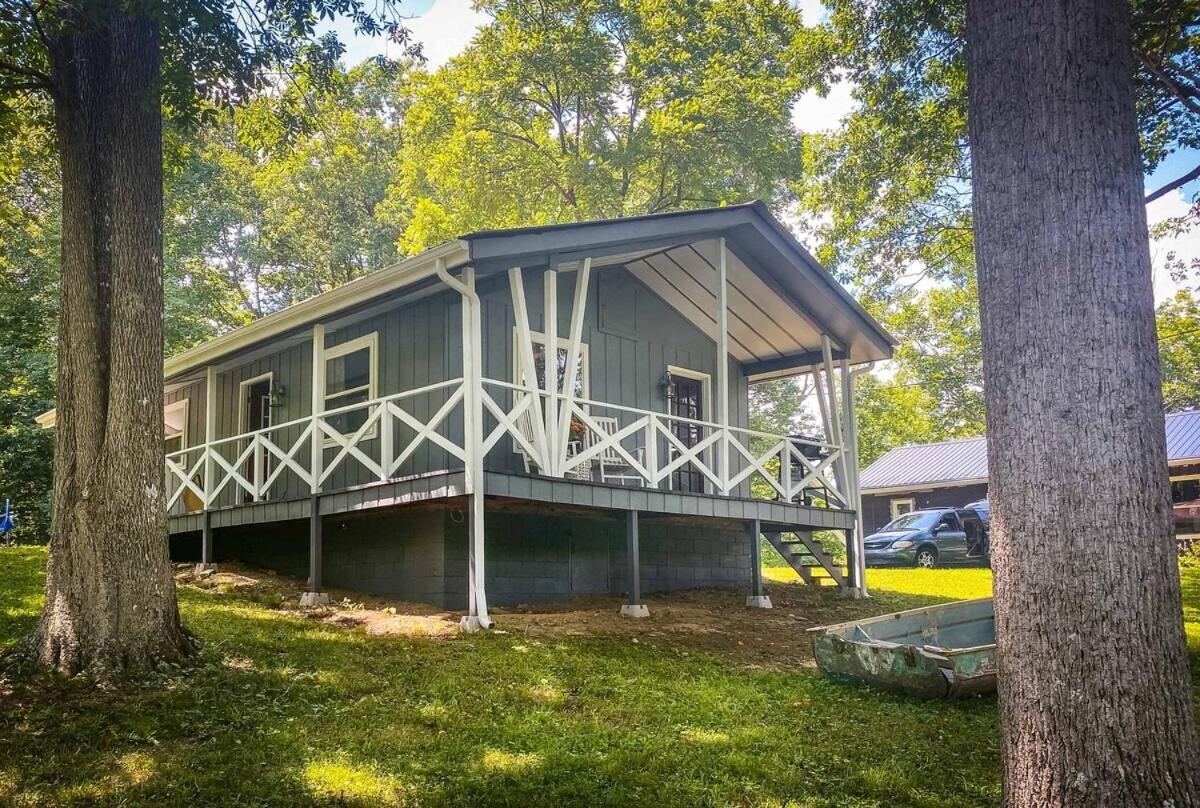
[0, 546, 1195, 807]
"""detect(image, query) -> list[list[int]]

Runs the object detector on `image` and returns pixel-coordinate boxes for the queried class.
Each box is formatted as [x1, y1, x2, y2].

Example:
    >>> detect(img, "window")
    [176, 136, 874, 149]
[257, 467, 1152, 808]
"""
[1171, 476, 1200, 506]
[323, 333, 377, 438]
[1172, 475, 1200, 538]
[512, 330, 589, 399]
[890, 497, 915, 519]
[164, 399, 188, 455]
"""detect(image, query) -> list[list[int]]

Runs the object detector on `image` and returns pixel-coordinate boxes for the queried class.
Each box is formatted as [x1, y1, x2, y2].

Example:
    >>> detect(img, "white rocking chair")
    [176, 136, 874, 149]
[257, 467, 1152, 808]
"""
[584, 415, 646, 487]
[513, 393, 583, 475]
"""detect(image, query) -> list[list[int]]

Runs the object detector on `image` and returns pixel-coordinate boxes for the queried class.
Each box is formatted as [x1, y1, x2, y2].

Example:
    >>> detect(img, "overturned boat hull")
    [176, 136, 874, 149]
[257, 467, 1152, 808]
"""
[811, 597, 997, 698]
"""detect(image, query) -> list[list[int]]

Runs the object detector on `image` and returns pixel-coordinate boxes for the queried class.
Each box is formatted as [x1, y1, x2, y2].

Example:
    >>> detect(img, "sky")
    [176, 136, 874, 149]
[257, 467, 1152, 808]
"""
[329, 0, 1199, 304]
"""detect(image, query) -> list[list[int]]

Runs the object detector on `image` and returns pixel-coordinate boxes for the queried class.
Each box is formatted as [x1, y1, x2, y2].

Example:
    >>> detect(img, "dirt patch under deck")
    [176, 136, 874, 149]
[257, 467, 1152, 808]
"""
[176, 563, 876, 669]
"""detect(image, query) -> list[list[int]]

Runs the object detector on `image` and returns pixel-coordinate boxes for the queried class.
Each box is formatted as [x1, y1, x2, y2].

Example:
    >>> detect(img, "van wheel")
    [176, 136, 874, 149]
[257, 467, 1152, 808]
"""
[915, 547, 938, 569]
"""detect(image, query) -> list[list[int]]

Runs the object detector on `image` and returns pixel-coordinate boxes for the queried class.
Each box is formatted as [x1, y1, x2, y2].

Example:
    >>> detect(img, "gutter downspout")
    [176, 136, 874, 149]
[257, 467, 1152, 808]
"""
[436, 259, 492, 629]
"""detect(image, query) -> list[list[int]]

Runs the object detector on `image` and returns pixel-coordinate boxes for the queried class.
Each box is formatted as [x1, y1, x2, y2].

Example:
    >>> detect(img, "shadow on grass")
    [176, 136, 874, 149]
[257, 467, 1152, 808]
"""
[0, 549, 1003, 807]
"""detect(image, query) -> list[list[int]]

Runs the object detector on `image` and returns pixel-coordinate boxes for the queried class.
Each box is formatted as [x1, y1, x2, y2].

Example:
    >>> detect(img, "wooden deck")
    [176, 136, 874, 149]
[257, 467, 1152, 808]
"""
[168, 469, 856, 534]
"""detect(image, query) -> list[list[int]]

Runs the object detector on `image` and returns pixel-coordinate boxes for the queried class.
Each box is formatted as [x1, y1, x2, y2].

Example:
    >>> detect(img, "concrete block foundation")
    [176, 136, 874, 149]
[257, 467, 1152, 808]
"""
[171, 500, 755, 611]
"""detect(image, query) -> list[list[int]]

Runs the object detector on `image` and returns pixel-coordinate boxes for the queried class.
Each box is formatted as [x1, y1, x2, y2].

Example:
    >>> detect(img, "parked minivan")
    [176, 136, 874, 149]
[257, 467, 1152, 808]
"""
[864, 507, 989, 568]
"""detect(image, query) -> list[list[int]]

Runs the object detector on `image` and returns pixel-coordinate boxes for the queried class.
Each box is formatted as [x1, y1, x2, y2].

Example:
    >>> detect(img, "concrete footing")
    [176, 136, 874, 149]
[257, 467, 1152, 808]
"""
[299, 591, 330, 608]
[459, 615, 493, 633]
[193, 563, 218, 576]
[620, 604, 650, 618]
[745, 595, 773, 609]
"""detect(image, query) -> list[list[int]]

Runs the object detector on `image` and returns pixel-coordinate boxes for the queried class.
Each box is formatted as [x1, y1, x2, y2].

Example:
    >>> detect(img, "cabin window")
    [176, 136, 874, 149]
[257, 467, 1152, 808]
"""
[1172, 475, 1200, 538]
[323, 333, 378, 438]
[163, 399, 188, 456]
[890, 497, 915, 519]
[512, 330, 589, 399]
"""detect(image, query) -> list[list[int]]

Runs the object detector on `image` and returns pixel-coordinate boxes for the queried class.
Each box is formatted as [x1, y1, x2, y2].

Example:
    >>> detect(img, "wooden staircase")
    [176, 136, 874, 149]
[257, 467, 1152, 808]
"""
[763, 531, 847, 589]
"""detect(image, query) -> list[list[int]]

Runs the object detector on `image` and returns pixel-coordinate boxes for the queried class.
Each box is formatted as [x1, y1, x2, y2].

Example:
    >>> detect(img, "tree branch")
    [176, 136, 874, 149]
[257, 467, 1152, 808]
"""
[1135, 47, 1200, 116]
[1146, 163, 1200, 204]
[0, 57, 52, 90]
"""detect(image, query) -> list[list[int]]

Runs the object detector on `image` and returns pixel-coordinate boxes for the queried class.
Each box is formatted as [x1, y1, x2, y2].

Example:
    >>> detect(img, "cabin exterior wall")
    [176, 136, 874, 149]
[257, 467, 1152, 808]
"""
[169, 265, 752, 499]
[861, 482, 989, 535]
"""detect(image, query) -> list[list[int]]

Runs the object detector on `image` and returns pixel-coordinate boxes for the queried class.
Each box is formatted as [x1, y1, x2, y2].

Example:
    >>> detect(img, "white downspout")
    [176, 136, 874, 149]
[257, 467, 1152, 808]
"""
[436, 259, 492, 629]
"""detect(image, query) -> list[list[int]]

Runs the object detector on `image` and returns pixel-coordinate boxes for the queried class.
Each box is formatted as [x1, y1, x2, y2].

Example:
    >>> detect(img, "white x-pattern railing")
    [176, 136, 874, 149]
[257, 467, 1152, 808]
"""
[480, 378, 848, 506]
[165, 378, 468, 512]
[166, 375, 848, 514]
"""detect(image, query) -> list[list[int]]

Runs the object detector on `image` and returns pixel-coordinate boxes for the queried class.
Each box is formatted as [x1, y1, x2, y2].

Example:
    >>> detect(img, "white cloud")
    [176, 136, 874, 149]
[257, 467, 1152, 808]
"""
[407, 0, 489, 69]
[1146, 189, 1200, 304]
[791, 80, 857, 134]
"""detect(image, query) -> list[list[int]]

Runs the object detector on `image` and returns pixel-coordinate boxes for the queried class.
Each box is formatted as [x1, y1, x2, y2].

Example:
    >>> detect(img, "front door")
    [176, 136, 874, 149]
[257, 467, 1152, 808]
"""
[241, 378, 272, 503]
[668, 374, 706, 493]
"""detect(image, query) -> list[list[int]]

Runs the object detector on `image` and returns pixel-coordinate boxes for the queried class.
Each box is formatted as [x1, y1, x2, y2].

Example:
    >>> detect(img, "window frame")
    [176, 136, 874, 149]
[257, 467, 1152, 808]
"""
[322, 332, 379, 444]
[890, 497, 916, 519]
[163, 398, 189, 456]
[511, 329, 590, 458]
[511, 329, 590, 399]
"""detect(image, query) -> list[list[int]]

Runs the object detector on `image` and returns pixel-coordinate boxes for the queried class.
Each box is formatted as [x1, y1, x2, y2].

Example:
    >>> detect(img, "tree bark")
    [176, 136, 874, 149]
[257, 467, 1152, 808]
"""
[966, 1, 1200, 805]
[27, 5, 190, 676]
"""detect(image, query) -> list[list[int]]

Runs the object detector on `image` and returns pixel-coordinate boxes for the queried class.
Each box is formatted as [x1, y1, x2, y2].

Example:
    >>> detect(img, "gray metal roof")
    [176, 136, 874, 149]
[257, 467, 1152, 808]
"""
[858, 436, 989, 492]
[1166, 410, 1200, 464]
[859, 410, 1200, 492]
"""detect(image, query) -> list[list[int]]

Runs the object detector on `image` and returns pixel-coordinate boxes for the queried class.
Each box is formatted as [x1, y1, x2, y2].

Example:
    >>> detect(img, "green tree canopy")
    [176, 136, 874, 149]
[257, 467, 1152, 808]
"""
[385, 0, 809, 251]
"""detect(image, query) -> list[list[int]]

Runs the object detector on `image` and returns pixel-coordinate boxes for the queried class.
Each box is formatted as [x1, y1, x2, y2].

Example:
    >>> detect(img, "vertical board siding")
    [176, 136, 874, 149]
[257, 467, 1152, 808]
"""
[476, 265, 753, 483]
[167, 262, 764, 508]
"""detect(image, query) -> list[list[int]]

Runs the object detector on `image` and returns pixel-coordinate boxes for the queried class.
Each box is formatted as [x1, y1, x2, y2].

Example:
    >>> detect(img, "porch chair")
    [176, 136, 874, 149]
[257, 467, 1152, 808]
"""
[512, 392, 584, 475]
[585, 415, 647, 487]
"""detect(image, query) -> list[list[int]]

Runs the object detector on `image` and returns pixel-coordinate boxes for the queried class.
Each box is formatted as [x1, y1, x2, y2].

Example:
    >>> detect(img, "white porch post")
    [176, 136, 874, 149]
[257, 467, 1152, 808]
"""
[558, 258, 591, 472]
[436, 259, 492, 630]
[198, 365, 218, 572]
[820, 334, 847, 500]
[301, 323, 330, 607]
[310, 324, 326, 495]
[543, 269, 559, 476]
[509, 267, 550, 468]
[716, 237, 730, 495]
[840, 358, 867, 598]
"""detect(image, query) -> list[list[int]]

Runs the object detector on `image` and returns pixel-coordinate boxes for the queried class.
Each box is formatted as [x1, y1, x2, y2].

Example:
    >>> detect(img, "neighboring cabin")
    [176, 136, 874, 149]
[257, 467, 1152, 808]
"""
[859, 411, 1200, 547]
[38, 203, 895, 626]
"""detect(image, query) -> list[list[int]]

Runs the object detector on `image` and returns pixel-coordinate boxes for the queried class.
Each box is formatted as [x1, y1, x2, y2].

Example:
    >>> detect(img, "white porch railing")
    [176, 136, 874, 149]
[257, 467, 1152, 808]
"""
[479, 378, 849, 507]
[165, 376, 849, 514]
[165, 378, 468, 513]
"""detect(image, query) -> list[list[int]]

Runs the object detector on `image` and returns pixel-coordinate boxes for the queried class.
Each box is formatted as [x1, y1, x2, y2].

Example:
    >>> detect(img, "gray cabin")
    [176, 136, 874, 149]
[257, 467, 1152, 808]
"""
[47, 203, 895, 628]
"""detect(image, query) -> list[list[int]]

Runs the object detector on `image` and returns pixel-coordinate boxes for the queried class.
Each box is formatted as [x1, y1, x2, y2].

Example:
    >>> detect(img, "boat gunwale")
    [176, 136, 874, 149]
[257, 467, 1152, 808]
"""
[806, 596, 994, 636]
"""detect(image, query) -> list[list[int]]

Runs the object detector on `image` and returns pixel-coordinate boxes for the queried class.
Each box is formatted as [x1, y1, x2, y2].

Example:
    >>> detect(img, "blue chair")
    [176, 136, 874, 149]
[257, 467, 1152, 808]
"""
[0, 500, 14, 536]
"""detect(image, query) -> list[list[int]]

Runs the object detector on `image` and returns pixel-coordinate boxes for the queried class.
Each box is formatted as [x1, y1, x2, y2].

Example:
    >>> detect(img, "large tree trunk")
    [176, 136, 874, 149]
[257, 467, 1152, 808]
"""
[28, 6, 190, 676]
[966, 1, 1200, 805]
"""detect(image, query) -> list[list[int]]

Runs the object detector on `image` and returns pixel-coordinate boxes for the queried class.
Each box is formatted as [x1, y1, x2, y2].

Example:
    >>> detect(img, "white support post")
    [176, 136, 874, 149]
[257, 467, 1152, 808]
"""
[820, 334, 847, 500]
[379, 397, 393, 483]
[716, 238, 730, 495]
[559, 258, 591, 471]
[509, 267, 550, 469]
[543, 269, 559, 477]
[842, 360, 869, 599]
[436, 259, 492, 630]
[203, 365, 217, 509]
[310, 324, 326, 495]
[198, 365, 218, 572]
